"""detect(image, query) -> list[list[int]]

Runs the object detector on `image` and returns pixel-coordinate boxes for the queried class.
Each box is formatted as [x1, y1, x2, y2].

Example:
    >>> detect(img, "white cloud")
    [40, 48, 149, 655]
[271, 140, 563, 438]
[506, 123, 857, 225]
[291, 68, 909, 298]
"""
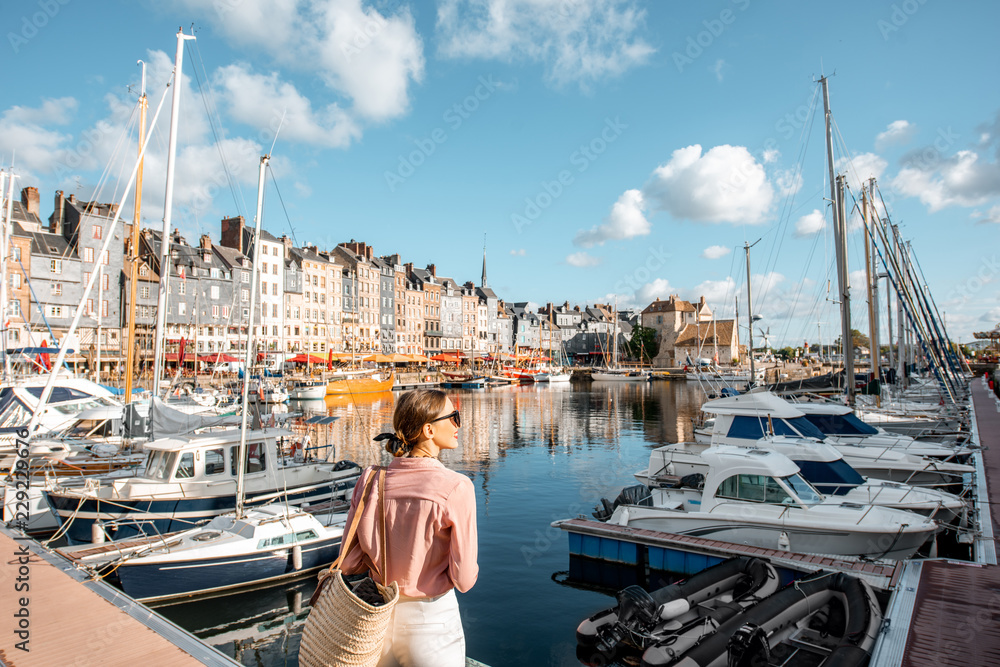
[167, 0, 424, 123]
[892, 150, 1000, 212]
[0, 99, 77, 178]
[574, 189, 650, 247]
[702, 245, 731, 259]
[794, 209, 826, 237]
[711, 59, 725, 82]
[215, 64, 361, 148]
[775, 168, 803, 196]
[972, 205, 1000, 224]
[436, 0, 654, 87]
[762, 148, 780, 164]
[634, 278, 675, 305]
[510, 248, 526, 256]
[836, 152, 887, 193]
[4, 97, 77, 126]
[643, 144, 774, 224]
[875, 120, 916, 149]
[566, 251, 601, 267]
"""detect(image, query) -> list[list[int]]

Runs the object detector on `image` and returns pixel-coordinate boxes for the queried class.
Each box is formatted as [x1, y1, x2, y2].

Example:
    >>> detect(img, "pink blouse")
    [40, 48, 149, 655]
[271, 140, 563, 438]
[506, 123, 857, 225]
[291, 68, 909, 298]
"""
[340, 457, 479, 598]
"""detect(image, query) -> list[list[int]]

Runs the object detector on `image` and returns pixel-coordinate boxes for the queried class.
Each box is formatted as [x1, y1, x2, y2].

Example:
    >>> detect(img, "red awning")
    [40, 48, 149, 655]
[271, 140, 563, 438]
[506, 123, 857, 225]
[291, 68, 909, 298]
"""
[198, 353, 240, 363]
[163, 352, 197, 362]
[287, 353, 328, 364]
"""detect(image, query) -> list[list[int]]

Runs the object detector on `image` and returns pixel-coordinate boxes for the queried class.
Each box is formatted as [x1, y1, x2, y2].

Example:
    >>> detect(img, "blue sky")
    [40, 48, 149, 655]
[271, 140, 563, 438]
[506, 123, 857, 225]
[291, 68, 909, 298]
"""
[2, 0, 998, 347]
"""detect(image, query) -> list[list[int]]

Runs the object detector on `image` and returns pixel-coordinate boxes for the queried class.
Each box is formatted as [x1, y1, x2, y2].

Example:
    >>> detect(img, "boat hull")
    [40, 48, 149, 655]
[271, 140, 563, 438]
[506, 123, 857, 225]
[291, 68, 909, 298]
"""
[116, 536, 341, 602]
[326, 373, 394, 395]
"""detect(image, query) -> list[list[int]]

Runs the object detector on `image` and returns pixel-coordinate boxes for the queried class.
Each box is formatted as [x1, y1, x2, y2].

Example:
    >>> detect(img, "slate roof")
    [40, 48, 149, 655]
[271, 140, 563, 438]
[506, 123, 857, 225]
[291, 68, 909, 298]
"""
[14, 221, 76, 259]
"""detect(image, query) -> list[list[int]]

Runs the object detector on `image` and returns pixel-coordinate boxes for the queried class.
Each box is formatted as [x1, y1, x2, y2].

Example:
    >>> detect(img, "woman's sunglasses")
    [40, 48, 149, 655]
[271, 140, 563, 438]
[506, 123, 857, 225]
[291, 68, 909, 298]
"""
[429, 410, 461, 428]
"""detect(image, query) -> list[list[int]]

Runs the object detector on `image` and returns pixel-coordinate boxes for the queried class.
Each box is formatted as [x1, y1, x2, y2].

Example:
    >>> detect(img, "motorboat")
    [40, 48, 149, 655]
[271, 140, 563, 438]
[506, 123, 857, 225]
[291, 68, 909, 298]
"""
[576, 557, 780, 664]
[326, 371, 394, 395]
[44, 426, 361, 543]
[289, 380, 327, 400]
[595, 446, 939, 560]
[698, 391, 973, 488]
[635, 438, 966, 525]
[61, 504, 348, 603]
[591, 368, 651, 382]
[641, 570, 882, 667]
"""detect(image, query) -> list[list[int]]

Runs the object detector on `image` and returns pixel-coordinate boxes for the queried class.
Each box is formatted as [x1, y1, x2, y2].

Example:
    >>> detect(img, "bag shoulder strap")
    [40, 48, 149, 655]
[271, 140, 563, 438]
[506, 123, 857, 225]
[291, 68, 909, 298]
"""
[328, 467, 379, 572]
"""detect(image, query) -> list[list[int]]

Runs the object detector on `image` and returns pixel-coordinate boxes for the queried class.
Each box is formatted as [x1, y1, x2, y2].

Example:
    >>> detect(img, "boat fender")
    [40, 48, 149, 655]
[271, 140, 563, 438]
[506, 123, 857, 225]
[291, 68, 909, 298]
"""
[658, 598, 690, 621]
[91, 522, 106, 544]
[292, 545, 303, 570]
[777, 531, 790, 551]
[616, 507, 630, 526]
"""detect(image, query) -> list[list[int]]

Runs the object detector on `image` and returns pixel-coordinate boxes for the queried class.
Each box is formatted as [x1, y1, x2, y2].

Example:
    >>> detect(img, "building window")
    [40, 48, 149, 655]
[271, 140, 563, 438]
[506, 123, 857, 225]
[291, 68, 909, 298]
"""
[101, 300, 108, 318]
[11, 247, 20, 262]
[210, 285, 219, 299]
[49, 306, 62, 318]
[272, 264, 277, 275]
[242, 271, 250, 283]
[241, 289, 249, 302]
[86, 299, 93, 315]
[10, 274, 20, 289]
[10, 300, 20, 316]
[52, 283, 62, 296]
[212, 305, 219, 318]
[178, 302, 186, 316]
[140, 285, 150, 299]
[102, 250, 109, 265]
[222, 306, 230, 318]
[271, 304, 278, 318]
[101, 273, 109, 291]
[93, 225, 102, 240]
[50, 259, 62, 274]
[139, 264, 149, 276]
[178, 281, 186, 295]
[272, 283, 278, 296]
[84, 247, 94, 263]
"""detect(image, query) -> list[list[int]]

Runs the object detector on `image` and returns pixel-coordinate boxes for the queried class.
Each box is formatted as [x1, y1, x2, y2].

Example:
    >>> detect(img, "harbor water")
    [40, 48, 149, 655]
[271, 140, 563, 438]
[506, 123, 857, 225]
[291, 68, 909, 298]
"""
[155, 381, 705, 666]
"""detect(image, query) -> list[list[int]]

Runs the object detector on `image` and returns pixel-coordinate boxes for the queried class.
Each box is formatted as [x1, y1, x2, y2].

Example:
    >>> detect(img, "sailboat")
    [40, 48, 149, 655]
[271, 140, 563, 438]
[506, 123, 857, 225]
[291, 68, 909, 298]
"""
[592, 301, 649, 382]
[536, 310, 571, 383]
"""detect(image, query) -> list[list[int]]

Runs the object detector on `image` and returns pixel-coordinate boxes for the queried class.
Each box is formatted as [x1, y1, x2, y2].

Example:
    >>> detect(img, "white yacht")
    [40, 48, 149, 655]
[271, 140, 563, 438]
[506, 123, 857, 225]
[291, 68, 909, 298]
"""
[599, 446, 938, 560]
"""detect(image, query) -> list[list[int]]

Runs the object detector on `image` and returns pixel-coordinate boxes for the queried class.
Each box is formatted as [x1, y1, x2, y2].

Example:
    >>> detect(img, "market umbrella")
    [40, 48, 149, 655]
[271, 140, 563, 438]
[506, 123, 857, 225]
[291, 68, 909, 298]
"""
[363, 353, 395, 363]
[287, 353, 327, 364]
[430, 352, 464, 363]
[199, 353, 240, 363]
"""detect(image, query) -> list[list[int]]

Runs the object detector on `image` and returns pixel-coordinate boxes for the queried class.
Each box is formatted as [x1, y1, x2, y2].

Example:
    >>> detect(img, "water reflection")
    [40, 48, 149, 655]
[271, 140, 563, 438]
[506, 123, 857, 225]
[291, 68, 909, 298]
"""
[177, 381, 705, 667]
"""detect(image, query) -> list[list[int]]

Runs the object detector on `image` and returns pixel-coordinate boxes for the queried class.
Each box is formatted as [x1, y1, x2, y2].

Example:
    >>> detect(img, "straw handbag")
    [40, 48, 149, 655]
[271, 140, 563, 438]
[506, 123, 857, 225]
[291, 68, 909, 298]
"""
[299, 466, 399, 667]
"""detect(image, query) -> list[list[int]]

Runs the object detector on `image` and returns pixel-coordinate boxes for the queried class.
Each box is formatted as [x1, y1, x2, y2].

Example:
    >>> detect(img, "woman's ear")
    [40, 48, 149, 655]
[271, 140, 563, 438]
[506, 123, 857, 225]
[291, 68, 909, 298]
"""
[421, 422, 434, 441]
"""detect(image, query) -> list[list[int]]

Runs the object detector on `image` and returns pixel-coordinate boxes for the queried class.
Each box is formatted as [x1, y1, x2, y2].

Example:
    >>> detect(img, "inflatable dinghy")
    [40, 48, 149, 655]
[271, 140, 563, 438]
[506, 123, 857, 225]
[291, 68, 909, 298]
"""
[644, 570, 882, 667]
[576, 557, 779, 665]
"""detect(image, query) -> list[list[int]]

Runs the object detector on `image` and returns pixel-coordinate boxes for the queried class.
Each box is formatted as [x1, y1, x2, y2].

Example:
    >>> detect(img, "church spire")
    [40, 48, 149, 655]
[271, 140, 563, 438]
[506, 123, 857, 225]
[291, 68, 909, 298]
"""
[481, 234, 488, 288]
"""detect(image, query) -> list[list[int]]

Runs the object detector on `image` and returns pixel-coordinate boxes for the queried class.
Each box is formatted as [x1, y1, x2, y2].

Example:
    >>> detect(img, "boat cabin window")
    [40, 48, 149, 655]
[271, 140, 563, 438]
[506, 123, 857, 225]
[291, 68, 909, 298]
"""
[65, 418, 115, 439]
[781, 474, 823, 505]
[794, 459, 864, 495]
[256, 529, 318, 549]
[231, 442, 266, 475]
[0, 399, 31, 429]
[146, 451, 176, 482]
[802, 412, 879, 436]
[726, 416, 768, 440]
[205, 448, 225, 475]
[175, 452, 195, 479]
[716, 474, 795, 504]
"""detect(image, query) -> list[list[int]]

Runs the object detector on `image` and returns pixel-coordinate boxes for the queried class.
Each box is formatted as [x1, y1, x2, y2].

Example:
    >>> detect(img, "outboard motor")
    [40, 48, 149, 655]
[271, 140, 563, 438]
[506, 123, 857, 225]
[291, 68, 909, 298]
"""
[593, 485, 652, 521]
[727, 623, 770, 667]
[595, 585, 659, 655]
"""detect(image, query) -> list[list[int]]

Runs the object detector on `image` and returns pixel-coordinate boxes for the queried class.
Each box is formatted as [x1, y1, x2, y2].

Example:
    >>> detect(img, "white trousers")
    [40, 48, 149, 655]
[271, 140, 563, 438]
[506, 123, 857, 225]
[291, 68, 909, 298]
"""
[377, 589, 465, 667]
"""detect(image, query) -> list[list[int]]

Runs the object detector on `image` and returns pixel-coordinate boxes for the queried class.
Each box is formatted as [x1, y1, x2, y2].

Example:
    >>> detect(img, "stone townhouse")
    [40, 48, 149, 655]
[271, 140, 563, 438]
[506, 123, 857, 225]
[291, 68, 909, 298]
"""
[334, 241, 380, 353]
[6, 188, 39, 348]
[642, 295, 738, 366]
[371, 256, 396, 353]
[438, 276, 462, 351]
[409, 264, 441, 357]
[460, 283, 478, 353]
[220, 216, 286, 353]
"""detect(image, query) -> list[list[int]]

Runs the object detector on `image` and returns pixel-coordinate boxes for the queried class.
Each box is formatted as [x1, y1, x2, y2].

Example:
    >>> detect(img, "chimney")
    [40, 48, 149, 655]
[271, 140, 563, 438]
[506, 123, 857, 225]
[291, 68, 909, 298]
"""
[21, 187, 39, 218]
[51, 190, 66, 235]
[220, 216, 245, 252]
[427, 264, 436, 278]
[68, 193, 77, 205]
[280, 235, 293, 253]
[404, 262, 413, 276]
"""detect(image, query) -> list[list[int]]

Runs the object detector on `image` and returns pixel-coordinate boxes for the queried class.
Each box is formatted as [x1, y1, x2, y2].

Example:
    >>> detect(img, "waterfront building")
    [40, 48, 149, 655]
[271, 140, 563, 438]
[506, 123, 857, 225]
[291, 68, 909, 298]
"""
[372, 255, 396, 353]
[334, 241, 380, 353]
[409, 264, 442, 357]
[6, 188, 39, 349]
[439, 276, 462, 351]
[642, 295, 739, 366]
[282, 240, 305, 353]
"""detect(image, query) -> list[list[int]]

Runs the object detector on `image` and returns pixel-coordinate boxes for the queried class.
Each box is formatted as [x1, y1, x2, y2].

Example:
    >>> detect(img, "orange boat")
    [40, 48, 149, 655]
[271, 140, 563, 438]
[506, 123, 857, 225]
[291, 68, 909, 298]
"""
[326, 372, 395, 395]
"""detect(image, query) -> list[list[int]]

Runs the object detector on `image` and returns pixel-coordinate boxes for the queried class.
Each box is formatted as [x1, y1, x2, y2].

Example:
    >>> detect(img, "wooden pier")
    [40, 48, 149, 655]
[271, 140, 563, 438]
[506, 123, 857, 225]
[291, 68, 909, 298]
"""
[0, 525, 238, 666]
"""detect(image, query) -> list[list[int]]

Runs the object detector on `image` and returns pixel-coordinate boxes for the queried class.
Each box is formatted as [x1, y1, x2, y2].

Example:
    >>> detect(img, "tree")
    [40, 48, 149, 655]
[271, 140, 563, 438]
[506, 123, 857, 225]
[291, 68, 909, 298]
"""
[626, 325, 659, 363]
[834, 329, 870, 351]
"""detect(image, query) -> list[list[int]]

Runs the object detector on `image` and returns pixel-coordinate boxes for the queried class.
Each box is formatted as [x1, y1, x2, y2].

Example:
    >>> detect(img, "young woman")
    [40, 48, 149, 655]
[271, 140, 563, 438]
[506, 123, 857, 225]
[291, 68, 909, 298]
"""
[340, 389, 479, 667]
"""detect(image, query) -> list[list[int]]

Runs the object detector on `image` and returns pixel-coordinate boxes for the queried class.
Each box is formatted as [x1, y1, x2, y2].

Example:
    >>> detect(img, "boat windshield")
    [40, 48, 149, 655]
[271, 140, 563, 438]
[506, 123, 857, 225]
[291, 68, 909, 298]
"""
[802, 412, 879, 436]
[145, 450, 177, 482]
[794, 459, 865, 495]
[781, 474, 823, 505]
[776, 417, 827, 441]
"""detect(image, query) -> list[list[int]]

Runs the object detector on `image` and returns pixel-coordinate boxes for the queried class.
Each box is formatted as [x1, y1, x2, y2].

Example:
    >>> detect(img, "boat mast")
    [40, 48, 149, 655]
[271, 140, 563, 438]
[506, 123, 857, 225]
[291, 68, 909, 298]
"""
[863, 179, 880, 405]
[744, 240, 759, 381]
[236, 154, 269, 520]
[151, 29, 195, 398]
[1, 170, 15, 381]
[821, 75, 854, 405]
[124, 60, 146, 399]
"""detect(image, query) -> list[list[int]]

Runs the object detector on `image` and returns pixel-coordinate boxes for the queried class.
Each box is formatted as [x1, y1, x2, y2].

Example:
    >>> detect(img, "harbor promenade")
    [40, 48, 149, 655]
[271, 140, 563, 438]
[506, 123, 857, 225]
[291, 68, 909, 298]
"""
[0, 525, 238, 666]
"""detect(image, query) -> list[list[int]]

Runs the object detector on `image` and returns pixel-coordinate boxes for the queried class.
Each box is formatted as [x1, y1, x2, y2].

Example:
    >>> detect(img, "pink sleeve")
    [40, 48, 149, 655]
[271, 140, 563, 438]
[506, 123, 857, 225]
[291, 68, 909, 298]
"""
[339, 469, 371, 575]
[446, 475, 479, 592]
